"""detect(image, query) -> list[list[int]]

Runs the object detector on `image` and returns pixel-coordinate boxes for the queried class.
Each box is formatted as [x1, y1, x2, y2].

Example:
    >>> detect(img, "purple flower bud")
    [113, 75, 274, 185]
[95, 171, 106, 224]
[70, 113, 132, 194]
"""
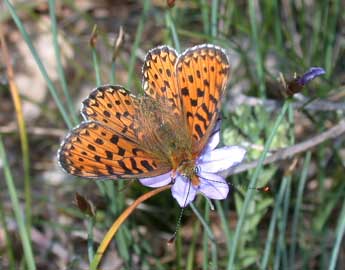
[297, 67, 325, 86]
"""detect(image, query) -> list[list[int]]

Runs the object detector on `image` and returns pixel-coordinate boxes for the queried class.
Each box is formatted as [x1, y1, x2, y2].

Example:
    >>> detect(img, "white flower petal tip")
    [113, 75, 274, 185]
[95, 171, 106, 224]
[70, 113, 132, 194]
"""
[203, 130, 220, 153]
[139, 172, 172, 188]
[203, 119, 222, 153]
[171, 174, 197, 207]
[198, 172, 229, 200]
[198, 146, 246, 173]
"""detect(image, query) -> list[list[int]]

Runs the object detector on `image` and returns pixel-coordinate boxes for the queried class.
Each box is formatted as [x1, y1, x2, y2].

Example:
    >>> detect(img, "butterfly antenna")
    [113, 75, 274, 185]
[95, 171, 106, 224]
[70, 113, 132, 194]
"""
[167, 206, 185, 244]
[197, 172, 270, 194]
[168, 180, 191, 244]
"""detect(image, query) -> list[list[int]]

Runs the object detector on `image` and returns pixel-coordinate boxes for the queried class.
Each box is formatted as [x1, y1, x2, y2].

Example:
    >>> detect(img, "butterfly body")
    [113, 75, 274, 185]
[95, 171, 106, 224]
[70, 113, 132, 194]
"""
[58, 44, 231, 194]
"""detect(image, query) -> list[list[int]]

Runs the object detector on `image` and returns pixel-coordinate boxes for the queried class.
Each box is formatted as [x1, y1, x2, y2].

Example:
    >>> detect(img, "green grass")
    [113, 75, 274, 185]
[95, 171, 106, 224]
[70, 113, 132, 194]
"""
[1, 1, 344, 269]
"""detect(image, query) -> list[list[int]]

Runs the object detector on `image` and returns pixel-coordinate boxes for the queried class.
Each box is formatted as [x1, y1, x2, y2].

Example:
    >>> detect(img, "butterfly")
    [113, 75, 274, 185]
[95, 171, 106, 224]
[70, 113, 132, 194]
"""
[58, 44, 246, 207]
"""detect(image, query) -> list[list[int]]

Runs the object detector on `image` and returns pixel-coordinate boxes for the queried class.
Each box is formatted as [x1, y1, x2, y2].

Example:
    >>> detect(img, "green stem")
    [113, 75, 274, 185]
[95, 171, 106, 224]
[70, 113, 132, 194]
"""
[91, 47, 101, 85]
[4, 0, 73, 129]
[227, 101, 290, 270]
[200, 0, 210, 35]
[190, 203, 217, 270]
[87, 217, 95, 264]
[248, 0, 265, 97]
[110, 62, 116, 84]
[165, 10, 180, 52]
[329, 193, 345, 269]
[127, 0, 150, 89]
[186, 222, 200, 270]
[215, 200, 231, 250]
[275, 176, 291, 269]
[289, 152, 311, 266]
[211, 0, 218, 37]
[0, 135, 36, 270]
[48, 0, 78, 125]
[0, 201, 16, 270]
[202, 201, 210, 270]
[260, 177, 289, 269]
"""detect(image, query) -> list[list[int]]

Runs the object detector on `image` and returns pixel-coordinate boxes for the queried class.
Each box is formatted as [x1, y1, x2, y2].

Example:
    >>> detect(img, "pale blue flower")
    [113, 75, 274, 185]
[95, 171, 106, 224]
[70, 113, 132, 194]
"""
[140, 125, 246, 207]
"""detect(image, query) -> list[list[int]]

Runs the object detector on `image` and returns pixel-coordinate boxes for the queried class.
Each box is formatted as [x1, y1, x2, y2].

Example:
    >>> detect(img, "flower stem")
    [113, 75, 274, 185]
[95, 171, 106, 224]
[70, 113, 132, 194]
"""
[89, 184, 171, 270]
[190, 203, 217, 270]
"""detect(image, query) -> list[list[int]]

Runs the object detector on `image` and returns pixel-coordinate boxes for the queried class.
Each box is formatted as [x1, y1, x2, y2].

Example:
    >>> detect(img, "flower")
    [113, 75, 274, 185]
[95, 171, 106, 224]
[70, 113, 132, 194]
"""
[297, 67, 326, 86]
[139, 123, 246, 207]
[285, 67, 326, 97]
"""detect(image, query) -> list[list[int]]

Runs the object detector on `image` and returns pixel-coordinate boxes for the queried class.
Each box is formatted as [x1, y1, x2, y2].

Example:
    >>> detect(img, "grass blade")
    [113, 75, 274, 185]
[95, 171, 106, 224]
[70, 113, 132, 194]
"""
[190, 203, 217, 270]
[261, 177, 289, 269]
[202, 201, 210, 270]
[248, 0, 265, 97]
[186, 222, 200, 270]
[4, 0, 73, 129]
[48, 0, 78, 125]
[90, 25, 102, 85]
[199, 0, 210, 35]
[227, 101, 290, 270]
[289, 151, 311, 266]
[127, 0, 150, 89]
[329, 192, 345, 269]
[0, 28, 32, 235]
[211, 0, 218, 37]
[0, 201, 16, 270]
[165, 10, 180, 52]
[274, 176, 291, 269]
[0, 135, 36, 270]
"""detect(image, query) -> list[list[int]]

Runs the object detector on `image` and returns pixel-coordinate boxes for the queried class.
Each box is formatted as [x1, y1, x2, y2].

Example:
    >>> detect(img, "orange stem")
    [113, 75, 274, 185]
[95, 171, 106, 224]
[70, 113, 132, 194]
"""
[0, 26, 32, 233]
[90, 184, 172, 270]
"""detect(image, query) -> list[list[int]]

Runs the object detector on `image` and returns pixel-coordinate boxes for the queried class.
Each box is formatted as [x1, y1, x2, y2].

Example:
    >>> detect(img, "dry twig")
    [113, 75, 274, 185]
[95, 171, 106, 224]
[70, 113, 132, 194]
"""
[224, 120, 345, 176]
[226, 94, 345, 112]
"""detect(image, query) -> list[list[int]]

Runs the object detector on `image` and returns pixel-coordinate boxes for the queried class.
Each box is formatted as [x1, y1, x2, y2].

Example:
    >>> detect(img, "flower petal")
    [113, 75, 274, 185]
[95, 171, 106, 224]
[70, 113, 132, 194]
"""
[203, 119, 221, 153]
[298, 67, 325, 85]
[198, 171, 229, 199]
[139, 172, 172, 188]
[199, 146, 246, 173]
[171, 174, 197, 207]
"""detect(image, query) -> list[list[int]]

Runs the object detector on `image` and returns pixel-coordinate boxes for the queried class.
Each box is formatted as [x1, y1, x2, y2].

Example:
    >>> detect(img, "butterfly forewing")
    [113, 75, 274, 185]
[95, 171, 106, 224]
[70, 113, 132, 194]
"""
[142, 46, 181, 115]
[58, 121, 171, 178]
[176, 45, 230, 152]
[81, 85, 142, 141]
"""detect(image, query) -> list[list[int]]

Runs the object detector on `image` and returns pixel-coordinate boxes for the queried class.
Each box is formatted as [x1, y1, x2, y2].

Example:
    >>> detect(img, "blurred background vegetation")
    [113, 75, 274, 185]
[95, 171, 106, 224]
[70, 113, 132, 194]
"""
[0, 0, 345, 269]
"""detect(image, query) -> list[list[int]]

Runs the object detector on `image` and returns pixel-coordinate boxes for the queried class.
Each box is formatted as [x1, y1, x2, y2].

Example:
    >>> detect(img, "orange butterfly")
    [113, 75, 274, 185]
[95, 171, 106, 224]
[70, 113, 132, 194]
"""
[58, 44, 246, 207]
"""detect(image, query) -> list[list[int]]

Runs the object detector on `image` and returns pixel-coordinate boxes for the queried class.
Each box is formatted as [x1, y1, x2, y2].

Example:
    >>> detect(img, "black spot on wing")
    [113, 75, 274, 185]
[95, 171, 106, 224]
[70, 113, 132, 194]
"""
[194, 124, 203, 139]
[118, 160, 132, 174]
[141, 160, 154, 171]
[110, 135, 119, 144]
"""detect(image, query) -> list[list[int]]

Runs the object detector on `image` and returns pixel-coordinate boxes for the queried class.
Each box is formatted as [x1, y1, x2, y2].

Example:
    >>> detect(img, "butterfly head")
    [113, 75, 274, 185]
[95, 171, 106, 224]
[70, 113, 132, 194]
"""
[175, 159, 200, 186]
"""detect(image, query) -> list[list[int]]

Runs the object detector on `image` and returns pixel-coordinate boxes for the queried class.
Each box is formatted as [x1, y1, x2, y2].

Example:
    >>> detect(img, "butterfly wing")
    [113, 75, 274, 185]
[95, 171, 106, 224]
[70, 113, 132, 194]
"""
[59, 85, 171, 179]
[176, 44, 230, 153]
[81, 85, 141, 141]
[58, 121, 171, 178]
[142, 46, 181, 115]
